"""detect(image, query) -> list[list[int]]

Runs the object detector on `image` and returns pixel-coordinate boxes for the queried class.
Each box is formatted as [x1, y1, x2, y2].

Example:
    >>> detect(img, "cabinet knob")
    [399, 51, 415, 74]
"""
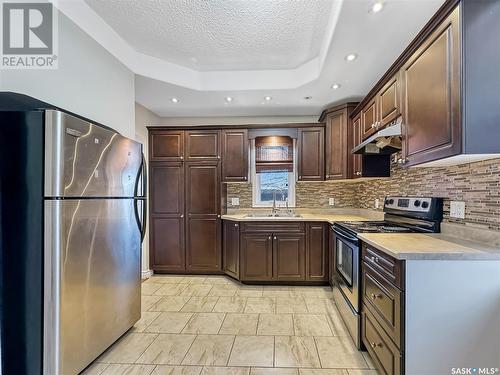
[217, 155, 221, 159]
[268, 236, 271, 240]
[243, 176, 247, 180]
[180, 214, 184, 218]
[180, 156, 184, 160]
[234, 223, 238, 227]
[370, 342, 382, 349]
[325, 174, 329, 178]
[370, 293, 382, 300]
[356, 172, 362, 176]
[273, 236, 277, 240]
[370, 256, 378, 263]
[217, 215, 221, 218]
[371, 123, 376, 129]
[397, 158, 403, 164]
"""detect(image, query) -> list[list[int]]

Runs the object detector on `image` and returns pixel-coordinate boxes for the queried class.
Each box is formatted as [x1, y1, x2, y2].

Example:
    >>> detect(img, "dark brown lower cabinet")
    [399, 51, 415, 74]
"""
[186, 217, 221, 272]
[361, 243, 404, 375]
[362, 308, 402, 375]
[223, 221, 240, 279]
[274, 233, 305, 281]
[150, 217, 185, 272]
[306, 223, 328, 281]
[240, 233, 273, 281]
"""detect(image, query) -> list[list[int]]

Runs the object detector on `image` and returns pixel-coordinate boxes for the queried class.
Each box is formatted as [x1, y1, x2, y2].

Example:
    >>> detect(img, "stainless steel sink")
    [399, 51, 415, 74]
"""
[244, 212, 302, 218]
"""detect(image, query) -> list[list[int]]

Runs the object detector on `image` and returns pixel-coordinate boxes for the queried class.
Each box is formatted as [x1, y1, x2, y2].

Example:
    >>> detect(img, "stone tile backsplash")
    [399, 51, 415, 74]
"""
[226, 157, 500, 231]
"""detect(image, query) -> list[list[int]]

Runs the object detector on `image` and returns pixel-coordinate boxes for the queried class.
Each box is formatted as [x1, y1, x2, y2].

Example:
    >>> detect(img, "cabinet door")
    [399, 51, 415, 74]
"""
[185, 130, 220, 160]
[240, 233, 273, 281]
[352, 114, 363, 178]
[185, 162, 221, 271]
[325, 110, 347, 180]
[401, 7, 460, 166]
[149, 130, 184, 161]
[223, 221, 240, 279]
[149, 162, 185, 271]
[377, 74, 400, 128]
[361, 98, 377, 140]
[222, 129, 248, 182]
[297, 127, 325, 181]
[306, 223, 328, 282]
[273, 233, 305, 281]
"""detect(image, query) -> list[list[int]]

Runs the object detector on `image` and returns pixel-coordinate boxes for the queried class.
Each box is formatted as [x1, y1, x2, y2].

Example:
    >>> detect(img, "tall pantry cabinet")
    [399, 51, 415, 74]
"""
[149, 129, 222, 273]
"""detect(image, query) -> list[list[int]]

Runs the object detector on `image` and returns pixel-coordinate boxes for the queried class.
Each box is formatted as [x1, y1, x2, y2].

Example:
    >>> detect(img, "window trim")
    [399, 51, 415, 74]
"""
[250, 139, 296, 208]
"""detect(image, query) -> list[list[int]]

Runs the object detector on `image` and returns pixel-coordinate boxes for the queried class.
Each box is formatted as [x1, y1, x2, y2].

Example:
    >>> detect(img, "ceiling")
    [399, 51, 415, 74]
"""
[58, 0, 446, 118]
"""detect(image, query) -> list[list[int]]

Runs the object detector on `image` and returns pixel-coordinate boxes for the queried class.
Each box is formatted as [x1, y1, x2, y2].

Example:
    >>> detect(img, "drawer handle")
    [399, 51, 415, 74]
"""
[370, 342, 382, 349]
[370, 293, 382, 300]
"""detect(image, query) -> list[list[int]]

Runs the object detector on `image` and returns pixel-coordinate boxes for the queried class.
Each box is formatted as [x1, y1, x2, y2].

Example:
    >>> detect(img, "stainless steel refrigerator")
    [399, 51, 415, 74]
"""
[0, 93, 146, 375]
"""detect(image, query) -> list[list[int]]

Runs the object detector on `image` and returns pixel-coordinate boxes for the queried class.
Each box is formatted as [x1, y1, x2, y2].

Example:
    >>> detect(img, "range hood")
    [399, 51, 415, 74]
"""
[352, 117, 403, 155]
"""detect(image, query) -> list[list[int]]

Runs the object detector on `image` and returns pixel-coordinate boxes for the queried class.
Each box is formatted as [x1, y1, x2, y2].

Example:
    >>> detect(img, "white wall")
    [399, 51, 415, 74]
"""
[0, 10, 135, 138]
[135, 103, 161, 277]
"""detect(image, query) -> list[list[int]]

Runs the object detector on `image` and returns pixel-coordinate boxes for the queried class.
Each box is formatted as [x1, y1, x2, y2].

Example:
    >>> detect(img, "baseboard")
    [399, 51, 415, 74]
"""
[141, 269, 153, 280]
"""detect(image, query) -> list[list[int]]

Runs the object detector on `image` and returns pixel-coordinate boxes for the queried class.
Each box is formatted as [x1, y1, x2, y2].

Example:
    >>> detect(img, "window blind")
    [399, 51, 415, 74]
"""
[255, 136, 293, 173]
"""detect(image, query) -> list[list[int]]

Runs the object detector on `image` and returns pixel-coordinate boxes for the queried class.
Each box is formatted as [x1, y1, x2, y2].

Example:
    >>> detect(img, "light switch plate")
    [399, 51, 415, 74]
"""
[375, 199, 380, 209]
[450, 201, 465, 219]
[329, 198, 335, 206]
[231, 197, 240, 206]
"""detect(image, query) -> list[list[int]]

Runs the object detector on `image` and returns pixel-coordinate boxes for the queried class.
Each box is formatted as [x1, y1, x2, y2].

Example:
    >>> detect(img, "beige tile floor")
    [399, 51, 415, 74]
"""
[82, 275, 378, 375]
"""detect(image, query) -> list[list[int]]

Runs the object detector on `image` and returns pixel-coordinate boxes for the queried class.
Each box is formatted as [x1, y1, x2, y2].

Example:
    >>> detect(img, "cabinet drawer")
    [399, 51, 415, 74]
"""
[362, 263, 403, 349]
[241, 222, 305, 233]
[362, 307, 402, 375]
[362, 244, 404, 289]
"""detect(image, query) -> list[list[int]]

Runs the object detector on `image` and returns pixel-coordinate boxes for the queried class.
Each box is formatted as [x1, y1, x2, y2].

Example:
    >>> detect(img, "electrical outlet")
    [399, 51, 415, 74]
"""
[231, 197, 240, 206]
[450, 201, 465, 219]
[375, 198, 380, 209]
[329, 198, 335, 206]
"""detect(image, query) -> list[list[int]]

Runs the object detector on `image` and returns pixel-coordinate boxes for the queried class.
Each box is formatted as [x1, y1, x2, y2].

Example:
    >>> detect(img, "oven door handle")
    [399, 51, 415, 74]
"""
[332, 227, 359, 243]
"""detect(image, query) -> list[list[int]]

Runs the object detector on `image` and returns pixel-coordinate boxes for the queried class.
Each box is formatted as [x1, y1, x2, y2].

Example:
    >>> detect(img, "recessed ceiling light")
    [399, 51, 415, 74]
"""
[331, 83, 341, 90]
[304, 96, 313, 100]
[225, 96, 233, 102]
[345, 53, 358, 61]
[171, 97, 179, 103]
[264, 96, 272, 101]
[370, 1, 384, 13]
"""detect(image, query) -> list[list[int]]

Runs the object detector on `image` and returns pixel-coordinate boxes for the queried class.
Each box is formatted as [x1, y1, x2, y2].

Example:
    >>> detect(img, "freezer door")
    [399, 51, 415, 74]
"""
[44, 199, 141, 375]
[45, 110, 142, 198]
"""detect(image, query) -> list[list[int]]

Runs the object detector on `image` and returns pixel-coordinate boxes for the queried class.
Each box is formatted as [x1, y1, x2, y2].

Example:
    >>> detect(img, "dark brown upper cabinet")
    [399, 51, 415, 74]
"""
[377, 74, 401, 128]
[352, 1, 500, 167]
[321, 103, 357, 180]
[185, 130, 220, 161]
[361, 98, 377, 140]
[221, 129, 248, 182]
[149, 130, 184, 161]
[401, 7, 460, 167]
[297, 127, 325, 181]
[352, 113, 363, 178]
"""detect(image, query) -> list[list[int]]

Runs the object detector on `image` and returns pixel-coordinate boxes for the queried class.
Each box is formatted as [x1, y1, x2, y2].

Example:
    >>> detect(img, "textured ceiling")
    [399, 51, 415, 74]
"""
[85, 0, 334, 72]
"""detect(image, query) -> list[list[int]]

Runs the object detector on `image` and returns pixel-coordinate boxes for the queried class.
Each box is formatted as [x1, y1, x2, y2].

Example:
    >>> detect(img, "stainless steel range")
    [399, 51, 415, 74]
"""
[331, 196, 443, 348]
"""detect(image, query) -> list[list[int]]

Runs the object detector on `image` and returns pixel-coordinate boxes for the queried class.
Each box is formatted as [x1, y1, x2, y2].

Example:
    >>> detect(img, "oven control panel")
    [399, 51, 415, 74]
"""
[384, 197, 433, 213]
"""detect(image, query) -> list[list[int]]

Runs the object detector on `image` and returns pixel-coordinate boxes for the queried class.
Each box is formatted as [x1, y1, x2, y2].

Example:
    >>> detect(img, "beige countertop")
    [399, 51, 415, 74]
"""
[358, 232, 500, 260]
[221, 212, 372, 224]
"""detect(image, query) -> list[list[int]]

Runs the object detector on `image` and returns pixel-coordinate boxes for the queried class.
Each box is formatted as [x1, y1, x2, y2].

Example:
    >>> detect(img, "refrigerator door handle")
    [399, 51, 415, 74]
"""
[134, 199, 146, 242]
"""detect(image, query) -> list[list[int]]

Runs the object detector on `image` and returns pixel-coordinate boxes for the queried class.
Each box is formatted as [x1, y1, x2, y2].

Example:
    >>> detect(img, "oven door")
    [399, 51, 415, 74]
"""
[332, 226, 360, 312]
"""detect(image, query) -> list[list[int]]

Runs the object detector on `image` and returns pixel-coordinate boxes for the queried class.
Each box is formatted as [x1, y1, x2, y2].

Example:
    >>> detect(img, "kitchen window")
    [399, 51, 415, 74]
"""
[251, 136, 296, 207]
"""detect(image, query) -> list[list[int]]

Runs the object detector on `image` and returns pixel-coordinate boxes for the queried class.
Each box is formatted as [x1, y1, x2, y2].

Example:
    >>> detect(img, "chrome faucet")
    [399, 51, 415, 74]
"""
[272, 190, 278, 216]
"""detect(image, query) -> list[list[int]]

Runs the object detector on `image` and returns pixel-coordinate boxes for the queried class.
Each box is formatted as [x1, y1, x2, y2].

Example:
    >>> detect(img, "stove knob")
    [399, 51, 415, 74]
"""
[414, 200, 421, 207]
[421, 201, 429, 209]
[387, 198, 394, 205]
